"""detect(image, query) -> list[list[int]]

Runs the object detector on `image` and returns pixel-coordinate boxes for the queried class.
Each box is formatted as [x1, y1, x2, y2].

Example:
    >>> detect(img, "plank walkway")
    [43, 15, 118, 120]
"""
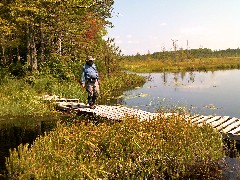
[42, 95, 240, 141]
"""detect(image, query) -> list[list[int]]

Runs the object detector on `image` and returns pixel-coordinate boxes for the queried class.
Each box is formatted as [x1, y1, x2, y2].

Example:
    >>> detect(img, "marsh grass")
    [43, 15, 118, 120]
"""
[120, 57, 240, 73]
[6, 115, 224, 179]
[0, 72, 145, 116]
[99, 72, 146, 104]
[0, 78, 52, 116]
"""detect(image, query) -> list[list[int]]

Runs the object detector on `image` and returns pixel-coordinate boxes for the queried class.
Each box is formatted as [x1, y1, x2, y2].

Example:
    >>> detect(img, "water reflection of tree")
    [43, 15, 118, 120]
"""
[0, 118, 57, 176]
[180, 72, 186, 81]
[160, 71, 197, 86]
[162, 72, 167, 84]
[189, 72, 195, 83]
[173, 72, 179, 84]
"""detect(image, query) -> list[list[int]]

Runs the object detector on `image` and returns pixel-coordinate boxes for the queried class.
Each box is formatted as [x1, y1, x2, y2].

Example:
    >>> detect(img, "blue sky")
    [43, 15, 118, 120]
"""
[105, 0, 240, 55]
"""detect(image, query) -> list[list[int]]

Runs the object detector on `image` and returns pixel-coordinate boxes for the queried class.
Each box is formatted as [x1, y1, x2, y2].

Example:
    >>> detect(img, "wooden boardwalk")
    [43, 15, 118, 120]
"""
[42, 95, 240, 141]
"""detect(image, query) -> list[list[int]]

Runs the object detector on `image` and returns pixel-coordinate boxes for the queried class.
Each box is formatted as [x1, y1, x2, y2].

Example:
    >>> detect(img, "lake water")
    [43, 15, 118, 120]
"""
[0, 116, 59, 176]
[120, 69, 240, 118]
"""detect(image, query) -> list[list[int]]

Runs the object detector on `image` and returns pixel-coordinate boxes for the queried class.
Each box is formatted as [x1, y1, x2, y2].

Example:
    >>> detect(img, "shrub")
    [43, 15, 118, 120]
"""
[99, 72, 146, 105]
[6, 115, 224, 179]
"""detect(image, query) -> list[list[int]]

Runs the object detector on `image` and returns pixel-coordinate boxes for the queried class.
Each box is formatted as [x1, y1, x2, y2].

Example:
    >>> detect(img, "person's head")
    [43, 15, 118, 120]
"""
[86, 56, 95, 65]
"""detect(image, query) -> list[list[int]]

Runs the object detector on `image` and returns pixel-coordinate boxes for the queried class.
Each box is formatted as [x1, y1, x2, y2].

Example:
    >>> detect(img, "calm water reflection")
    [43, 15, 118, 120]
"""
[0, 116, 58, 176]
[120, 69, 240, 118]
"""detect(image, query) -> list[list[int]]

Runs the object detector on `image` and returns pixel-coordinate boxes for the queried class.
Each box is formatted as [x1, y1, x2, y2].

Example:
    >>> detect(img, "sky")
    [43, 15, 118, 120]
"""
[105, 0, 240, 55]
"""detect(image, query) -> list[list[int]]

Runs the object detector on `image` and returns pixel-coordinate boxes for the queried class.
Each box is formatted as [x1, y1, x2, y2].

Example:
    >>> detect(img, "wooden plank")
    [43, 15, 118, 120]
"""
[196, 116, 213, 124]
[66, 99, 79, 103]
[190, 115, 206, 123]
[216, 117, 238, 131]
[228, 122, 240, 134]
[205, 116, 222, 124]
[211, 116, 230, 128]
[221, 119, 240, 133]
[56, 101, 240, 140]
[184, 114, 200, 122]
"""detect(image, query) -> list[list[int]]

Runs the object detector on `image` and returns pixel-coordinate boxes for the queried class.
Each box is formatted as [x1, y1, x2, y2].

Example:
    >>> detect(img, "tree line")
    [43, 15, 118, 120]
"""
[125, 48, 240, 61]
[0, 0, 120, 79]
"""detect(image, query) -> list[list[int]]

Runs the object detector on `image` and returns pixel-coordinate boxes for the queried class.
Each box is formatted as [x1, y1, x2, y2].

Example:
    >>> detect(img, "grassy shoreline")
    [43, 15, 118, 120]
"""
[120, 57, 240, 73]
[0, 72, 146, 117]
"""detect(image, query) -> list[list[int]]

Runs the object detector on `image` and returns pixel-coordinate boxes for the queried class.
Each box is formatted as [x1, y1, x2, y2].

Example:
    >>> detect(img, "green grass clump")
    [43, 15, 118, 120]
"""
[99, 72, 146, 104]
[0, 79, 53, 116]
[6, 115, 224, 179]
[0, 75, 87, 116]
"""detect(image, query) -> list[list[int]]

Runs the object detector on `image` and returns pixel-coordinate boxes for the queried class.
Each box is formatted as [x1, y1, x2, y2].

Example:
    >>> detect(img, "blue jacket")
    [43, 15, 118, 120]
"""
[81, 63, 99, 84]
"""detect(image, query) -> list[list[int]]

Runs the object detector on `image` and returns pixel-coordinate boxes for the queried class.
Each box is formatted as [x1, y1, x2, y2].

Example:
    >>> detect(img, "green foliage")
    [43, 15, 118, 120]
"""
[0, 72, 86, 116]
[0, 66, 10, 84]
[0, 0, 115, 74]
[123, 48, 240, 73]
[0, 78, 53, 116]
[6, 116, 224, 179]
[9, 62, 27, 77]
[99, 72, 146, 104]
[128, 48, 240, 62]
[121, 57, 240, 73]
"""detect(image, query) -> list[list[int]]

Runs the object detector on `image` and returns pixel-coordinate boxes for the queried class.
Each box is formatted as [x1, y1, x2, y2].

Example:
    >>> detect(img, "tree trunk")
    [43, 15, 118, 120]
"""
[17, 47, 21, 62]
[26, 25, 31, 67]
[31, 27, 38, 72]
[27, 24, 38, 72]
[57, 33, 62, 56]
[1, 45, 6, 65]
[40, 21, 45, 62]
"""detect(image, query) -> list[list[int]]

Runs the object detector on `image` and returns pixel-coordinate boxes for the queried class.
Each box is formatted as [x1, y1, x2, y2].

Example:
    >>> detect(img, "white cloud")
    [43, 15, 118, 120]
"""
[127, 40, 140, 44]
[160, 22, 167, 26]
[127, 34, 133, 38]
[148, 35, 159, 40]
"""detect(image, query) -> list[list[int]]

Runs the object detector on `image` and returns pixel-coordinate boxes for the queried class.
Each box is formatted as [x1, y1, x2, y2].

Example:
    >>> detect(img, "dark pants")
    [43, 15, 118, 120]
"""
[86, 80, 99, 106]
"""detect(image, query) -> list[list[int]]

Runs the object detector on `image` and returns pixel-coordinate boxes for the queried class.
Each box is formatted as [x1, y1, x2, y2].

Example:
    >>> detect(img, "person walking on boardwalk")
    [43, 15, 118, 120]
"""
[81, 56, 100, 108]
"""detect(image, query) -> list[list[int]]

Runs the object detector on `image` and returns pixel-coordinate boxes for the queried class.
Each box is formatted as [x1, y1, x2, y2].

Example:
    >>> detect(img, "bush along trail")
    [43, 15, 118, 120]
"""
[6, 117, 224, 179]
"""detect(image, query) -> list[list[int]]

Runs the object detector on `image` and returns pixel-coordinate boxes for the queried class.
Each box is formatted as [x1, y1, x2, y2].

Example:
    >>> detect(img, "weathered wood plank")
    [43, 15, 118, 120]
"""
[196, 116, 213, 124]
[216, 117, 238, 131]
[221, 119, 240, 133]
[210, 116, 230, 128]
[52, 98, 240, 141]
[185, 114, 200, 122]
[205, 116, 221, 124]
[228, 123, 240, 135]
[190, 115, 206, 123]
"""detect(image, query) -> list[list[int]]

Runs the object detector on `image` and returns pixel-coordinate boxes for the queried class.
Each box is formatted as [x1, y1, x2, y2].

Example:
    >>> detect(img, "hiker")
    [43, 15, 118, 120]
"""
[81, 56, 100, 108]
